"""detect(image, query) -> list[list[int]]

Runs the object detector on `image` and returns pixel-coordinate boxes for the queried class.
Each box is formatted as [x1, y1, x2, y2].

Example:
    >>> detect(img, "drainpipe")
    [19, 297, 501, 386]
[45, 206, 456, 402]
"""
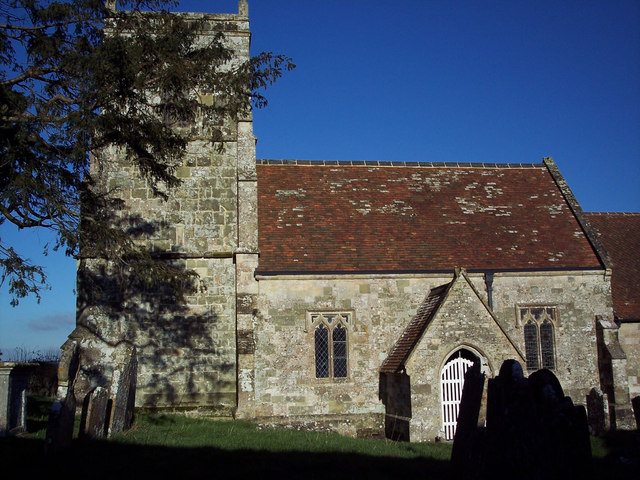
[484, 272, 494, 311]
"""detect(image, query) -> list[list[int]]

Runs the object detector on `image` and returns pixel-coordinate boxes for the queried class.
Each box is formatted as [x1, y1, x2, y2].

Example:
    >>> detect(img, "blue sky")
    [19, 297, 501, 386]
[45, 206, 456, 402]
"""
[1, 0, 639, 355]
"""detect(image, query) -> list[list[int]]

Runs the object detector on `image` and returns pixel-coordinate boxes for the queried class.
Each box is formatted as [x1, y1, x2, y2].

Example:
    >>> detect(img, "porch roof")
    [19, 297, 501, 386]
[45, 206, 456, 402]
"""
[380, 282, 451, 374]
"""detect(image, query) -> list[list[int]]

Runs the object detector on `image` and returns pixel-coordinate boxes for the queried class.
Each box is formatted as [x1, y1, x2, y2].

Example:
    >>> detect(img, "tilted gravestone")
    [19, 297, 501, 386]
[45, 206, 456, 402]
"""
[450, 359, 485, 467]
[106, 344, 137, 436]
[452, 359, 592, 480]
[77, 344, 138, 440]
[79, 386, 109, 439]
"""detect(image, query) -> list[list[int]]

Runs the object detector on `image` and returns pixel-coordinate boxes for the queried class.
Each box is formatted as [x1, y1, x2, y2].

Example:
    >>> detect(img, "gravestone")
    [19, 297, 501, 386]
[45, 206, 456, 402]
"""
[0, 362, 36, 436]
[79, 386, 109, 439]
[45, 339, 80, 453]
[452, 359, 592, 480]
[527, 368, 592, 479]
[106, 344, 137, 436]
[586, 387, 609, 435]
[450, 360, 485, 467]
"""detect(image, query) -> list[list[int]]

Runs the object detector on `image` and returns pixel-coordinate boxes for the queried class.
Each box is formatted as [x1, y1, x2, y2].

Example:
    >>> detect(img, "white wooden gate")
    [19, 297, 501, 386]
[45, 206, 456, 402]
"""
[440, 356, 474, 440]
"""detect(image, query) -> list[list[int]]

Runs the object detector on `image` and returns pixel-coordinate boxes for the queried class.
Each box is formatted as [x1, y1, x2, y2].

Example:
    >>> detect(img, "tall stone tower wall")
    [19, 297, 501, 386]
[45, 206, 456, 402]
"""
[75, 2, 255, 413]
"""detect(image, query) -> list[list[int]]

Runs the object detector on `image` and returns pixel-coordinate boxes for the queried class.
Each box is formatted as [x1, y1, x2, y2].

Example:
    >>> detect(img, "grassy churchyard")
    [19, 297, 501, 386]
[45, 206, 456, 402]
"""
[0, 396, 637, 479]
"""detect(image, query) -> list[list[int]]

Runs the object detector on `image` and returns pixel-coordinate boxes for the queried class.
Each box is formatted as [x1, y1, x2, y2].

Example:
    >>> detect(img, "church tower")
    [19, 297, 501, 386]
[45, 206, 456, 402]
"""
[73, 1, 256, 414]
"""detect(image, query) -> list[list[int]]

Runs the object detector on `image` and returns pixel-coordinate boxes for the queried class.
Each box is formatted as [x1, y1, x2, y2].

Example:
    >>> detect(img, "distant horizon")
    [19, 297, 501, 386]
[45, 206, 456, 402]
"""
[1, 0, 638, 353]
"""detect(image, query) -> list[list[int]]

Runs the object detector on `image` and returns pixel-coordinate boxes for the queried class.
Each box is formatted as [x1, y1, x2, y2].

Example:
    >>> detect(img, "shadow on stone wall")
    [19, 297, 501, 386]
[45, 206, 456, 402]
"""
[43, 205, 237, 452]
[71, 212, 234, 411]
[28, 362, 58, 397]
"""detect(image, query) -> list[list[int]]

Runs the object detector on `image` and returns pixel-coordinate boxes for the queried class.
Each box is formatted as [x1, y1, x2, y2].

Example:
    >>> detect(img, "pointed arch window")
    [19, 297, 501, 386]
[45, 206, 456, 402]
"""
[310, 312, 351, 379]
[315, 324, 330, 378]
[524, 319, 540, 370]
[539, 319, 555, 369]
[520, 307, 557, 372]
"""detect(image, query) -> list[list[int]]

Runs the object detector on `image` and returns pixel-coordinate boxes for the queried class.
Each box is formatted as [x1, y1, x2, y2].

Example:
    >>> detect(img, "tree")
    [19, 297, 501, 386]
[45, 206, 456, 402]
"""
[0, 0, 294, 305]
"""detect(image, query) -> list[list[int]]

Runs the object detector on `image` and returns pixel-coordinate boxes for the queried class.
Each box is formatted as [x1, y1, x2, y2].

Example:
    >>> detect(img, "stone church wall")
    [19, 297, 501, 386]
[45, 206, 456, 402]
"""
[245, 274, 453, 436]
[247, 270, 608, 439]
[487, 271, 611, 403]
[75, 9, 251, 411]
[71, 3, 625, 436]
[404, 274, 522, 441]
[619, 322, 640, 400]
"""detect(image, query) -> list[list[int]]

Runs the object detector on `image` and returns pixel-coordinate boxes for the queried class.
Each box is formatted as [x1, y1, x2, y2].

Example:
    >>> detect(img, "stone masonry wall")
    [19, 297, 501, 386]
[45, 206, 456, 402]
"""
[486, 271, 610, 403]
[619, 322, 640, 401]
[245, 274, 447, 436]
[76, 7, 252, 411]
[405, 274, 523, 441]
[247, 270, 609, 439]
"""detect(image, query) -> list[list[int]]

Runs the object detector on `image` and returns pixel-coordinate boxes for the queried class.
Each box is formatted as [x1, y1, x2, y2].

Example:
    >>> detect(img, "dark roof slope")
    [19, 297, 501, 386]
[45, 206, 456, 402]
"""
[586, 213, 640, 321]
[380, 283, 451, 374]
[256, 160, 602, 273]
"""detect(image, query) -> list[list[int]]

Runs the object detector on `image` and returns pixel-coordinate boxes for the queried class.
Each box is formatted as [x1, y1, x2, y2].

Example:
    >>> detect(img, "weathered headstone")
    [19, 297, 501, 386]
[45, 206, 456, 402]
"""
[106, 344, 137, 436]
[484, 360, 538, 478]
[0, 362, 36, 436]
[79, 386, 109, 439]
[527, 368, 592, 479]
[45, 339, 80, 453]
[586, 387, 609, 435]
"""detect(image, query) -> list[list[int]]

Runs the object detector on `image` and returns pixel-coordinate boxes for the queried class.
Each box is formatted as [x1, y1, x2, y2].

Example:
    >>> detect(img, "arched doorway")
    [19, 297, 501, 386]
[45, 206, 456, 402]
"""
[440, 348, 480, 440]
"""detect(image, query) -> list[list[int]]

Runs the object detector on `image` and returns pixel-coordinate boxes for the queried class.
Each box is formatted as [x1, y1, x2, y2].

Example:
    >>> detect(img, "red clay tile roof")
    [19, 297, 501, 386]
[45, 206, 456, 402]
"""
[586, 213, 640, 321]
[256, 160, 603, 273]
[380, 282, 451, 374]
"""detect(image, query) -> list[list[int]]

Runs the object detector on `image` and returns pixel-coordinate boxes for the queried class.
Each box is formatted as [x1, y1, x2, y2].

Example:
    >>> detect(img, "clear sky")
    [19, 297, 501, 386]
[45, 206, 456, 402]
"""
[1, 0, 639, 356]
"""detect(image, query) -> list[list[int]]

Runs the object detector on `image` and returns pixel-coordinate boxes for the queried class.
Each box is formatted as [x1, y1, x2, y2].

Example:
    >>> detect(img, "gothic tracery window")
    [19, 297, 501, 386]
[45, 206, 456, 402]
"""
[310, 312, 350, 379]
[520, 307, 557, 371]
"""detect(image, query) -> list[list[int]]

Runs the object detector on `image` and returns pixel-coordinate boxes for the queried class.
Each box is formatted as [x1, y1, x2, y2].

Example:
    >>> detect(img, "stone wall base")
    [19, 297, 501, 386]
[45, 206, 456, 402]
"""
[253, 413, 385, 439]
[135, 404, 236, 419]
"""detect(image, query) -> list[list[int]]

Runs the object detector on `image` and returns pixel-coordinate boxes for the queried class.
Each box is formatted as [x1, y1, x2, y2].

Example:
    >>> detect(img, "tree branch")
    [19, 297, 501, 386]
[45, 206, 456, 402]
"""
[1, 67, 58, 86]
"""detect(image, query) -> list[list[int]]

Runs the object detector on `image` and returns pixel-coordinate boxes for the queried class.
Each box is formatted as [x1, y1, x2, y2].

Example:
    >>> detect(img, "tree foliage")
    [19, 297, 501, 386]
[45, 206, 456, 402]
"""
[0, 0, 294, 305]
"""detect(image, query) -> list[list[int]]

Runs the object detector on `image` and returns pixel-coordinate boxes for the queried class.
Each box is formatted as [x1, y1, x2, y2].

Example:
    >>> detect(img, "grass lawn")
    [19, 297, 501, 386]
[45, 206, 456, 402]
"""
[1, 397, 637, 479]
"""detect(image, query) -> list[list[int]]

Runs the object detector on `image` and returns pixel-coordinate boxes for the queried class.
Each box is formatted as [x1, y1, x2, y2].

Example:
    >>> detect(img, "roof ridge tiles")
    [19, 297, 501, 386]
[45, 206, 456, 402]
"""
[256, 159, 544, 168]
[586, 212, 640, 216]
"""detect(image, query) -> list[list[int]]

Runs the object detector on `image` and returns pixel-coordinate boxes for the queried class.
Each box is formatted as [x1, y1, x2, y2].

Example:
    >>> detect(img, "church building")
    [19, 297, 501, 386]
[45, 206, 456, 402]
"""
[69, 2, 637, 441]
